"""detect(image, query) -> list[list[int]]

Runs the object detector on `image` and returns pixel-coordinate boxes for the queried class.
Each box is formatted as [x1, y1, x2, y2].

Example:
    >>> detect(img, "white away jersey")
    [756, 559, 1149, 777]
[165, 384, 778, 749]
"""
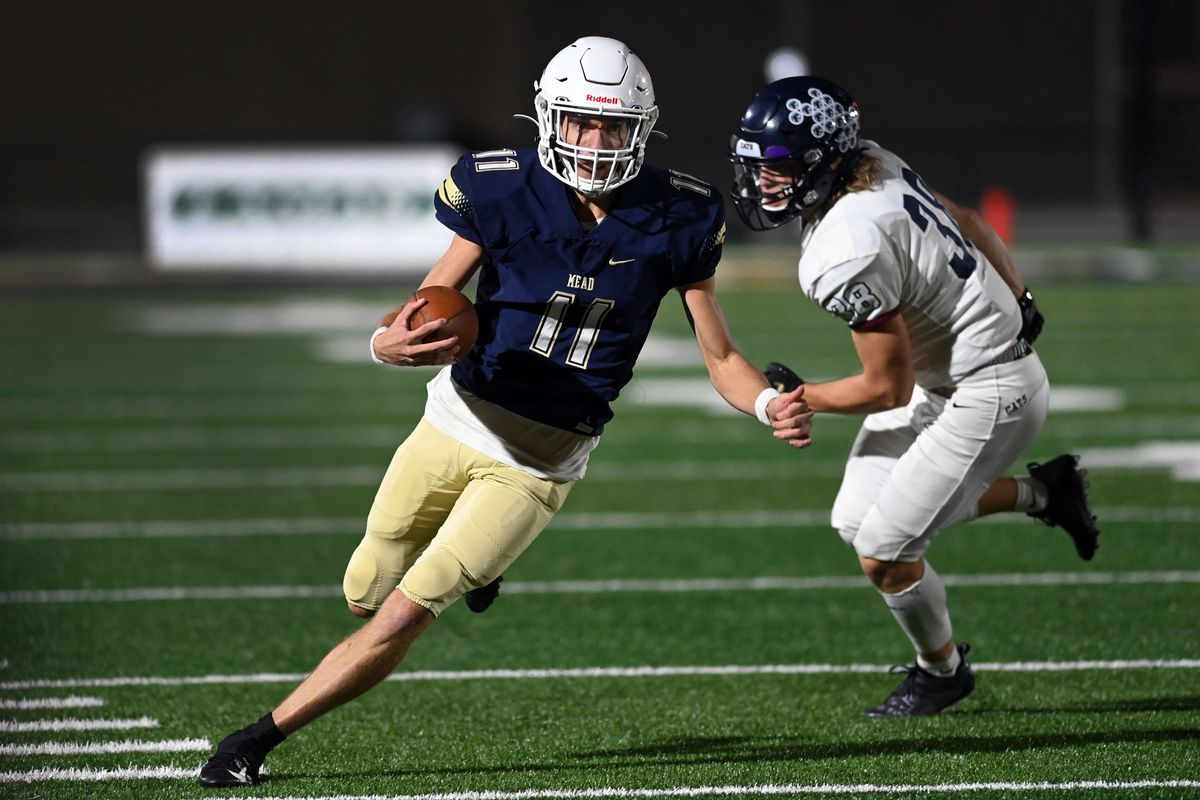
[797, 143, 1021, 389]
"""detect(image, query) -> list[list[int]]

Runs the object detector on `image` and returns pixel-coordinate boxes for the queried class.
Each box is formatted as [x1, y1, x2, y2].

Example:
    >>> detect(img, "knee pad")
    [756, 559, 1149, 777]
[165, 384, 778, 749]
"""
[851, 505, 933, 562]
[835, 526, 858, 548]
[343, 540, 389, 612]
[831, 499, 864, 549]
[399, 547, 468, 616]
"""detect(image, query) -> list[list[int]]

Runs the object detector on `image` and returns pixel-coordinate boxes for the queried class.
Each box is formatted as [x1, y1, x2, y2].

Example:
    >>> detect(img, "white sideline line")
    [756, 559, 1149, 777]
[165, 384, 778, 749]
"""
[2, 659, 1198, 691]
[3, 570, 1198, 605]
[0, 765, 195, 783]
[0, 778, 1184, 794]
[0, 716, 157, 732]
[0, 775, 1192, 794]
[0, 737, 210, 756]
[249, 781, 1200, 800]
[247, 781, 1200, 800]
[0, 696, 103, 709]
[2, 505, 1197, 540]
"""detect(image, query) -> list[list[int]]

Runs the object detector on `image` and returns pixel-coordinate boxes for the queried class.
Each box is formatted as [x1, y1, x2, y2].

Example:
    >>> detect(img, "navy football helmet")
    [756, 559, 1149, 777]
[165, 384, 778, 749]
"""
[729, 76, 863, 230]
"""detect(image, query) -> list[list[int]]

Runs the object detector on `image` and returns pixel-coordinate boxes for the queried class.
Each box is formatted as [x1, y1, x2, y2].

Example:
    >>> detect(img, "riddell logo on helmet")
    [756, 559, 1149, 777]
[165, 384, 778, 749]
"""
[586, 93, 619, 105]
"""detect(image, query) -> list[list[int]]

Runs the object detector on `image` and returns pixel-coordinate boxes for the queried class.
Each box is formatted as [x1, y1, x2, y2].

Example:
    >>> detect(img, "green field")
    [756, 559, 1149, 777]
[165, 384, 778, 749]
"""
[1, 280, 1199, 799]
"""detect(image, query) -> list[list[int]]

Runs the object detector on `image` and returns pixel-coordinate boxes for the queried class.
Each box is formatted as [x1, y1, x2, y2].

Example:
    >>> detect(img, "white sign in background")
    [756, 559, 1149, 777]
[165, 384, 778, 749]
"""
[144, 147, 459, 272]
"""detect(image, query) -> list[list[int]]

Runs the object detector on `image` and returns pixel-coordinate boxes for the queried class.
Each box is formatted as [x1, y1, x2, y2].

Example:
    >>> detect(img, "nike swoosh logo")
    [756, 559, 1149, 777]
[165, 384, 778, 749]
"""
[226, 768, 251, 783]
[608, 257, 636, 266]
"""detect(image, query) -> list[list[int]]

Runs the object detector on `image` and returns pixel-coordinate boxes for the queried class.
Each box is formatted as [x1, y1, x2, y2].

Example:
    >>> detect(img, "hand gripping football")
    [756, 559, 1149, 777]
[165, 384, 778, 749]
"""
[408, 285, 479, 357]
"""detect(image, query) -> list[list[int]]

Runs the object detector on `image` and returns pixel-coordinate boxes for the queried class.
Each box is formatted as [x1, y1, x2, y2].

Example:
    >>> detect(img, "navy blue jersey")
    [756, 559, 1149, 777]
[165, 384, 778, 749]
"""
[433, 147, 725, 436]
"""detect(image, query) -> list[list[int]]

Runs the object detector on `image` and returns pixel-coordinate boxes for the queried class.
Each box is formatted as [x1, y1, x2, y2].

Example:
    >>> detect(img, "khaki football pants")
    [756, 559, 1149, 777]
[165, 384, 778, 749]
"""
[343, 418, 573, 616]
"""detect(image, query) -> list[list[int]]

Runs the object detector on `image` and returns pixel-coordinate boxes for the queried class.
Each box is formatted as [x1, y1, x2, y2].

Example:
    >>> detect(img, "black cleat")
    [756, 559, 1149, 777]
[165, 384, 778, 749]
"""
[1027, 454, 1099, 561]
[464, 575, 503, 613]
[863, 643, 975, 717]
[198, 727, 267, 788]
[763, 361, 805, 393]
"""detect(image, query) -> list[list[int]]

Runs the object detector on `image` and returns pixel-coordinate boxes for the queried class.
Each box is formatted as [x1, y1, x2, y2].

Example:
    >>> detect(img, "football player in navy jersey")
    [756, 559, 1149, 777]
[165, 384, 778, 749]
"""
[198, 36, 812, 788]
[729, 77, 1099, 717]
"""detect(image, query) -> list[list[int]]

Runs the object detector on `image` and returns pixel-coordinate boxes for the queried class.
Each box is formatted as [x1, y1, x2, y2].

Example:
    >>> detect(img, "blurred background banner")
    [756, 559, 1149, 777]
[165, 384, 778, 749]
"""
[144, 147, 456, 272]
[0, 0, 1196, 281]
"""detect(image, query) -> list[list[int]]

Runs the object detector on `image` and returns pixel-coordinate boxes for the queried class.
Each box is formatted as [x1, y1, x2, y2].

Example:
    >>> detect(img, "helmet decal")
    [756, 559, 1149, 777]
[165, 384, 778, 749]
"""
[785, 89, 859, 153]
[728, 76, 864, 230]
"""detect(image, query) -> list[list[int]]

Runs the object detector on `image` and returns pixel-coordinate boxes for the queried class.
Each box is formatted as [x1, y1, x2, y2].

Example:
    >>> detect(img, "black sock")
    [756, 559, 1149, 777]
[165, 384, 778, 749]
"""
[247, 712, 287, 752]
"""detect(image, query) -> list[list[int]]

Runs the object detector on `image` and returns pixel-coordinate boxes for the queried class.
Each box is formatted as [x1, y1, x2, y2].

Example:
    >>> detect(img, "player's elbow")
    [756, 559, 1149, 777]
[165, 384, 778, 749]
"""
[867, 373, 913, 410]
[876, 387, 911, 411]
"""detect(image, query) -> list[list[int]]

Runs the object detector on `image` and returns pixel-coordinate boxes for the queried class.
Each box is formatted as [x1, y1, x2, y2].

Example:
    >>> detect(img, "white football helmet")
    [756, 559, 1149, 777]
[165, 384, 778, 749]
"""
[532, 36, 659, 196]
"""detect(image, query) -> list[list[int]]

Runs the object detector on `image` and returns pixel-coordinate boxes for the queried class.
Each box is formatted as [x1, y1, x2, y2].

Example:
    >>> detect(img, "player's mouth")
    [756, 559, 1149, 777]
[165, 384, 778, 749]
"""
[578, 162, 611, 180]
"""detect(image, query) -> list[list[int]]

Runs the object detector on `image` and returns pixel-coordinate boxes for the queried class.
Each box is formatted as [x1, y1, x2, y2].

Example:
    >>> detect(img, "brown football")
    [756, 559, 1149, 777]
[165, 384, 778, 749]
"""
[407, 285, 479, 358]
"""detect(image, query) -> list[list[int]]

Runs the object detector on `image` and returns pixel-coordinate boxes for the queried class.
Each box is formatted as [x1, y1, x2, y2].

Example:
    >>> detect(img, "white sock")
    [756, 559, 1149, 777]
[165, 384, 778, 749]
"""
[1014, 475, 1048, 512]
[880, 561, 953, 658]
[918, 647, 962, 677]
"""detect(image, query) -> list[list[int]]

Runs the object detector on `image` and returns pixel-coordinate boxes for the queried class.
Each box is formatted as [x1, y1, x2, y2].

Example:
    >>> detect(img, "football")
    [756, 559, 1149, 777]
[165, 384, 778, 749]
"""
[407, 285, 479, 357]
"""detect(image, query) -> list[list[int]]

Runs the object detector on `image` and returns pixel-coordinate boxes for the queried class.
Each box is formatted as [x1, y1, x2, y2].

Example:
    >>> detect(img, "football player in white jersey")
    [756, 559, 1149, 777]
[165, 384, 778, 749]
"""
[729, 76, 1099, 717]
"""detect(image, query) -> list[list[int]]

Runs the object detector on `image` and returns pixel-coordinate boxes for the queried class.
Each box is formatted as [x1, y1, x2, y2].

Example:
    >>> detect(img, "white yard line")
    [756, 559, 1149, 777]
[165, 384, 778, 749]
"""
[0, 696, 103, 709]
[6, 438, 1200, 489]
[0, 737, 209, 756]
[2, 505, 1197, 540]
[0, 425, 406, 450]
[0, 716, 157, 732]
[0, 466, 384, 491]
[0, 382, 1125, 419]
[249, 782, 1200, 800]
[0, 765, 196, 782]
[0, 586, 343, 603]
[2, 660, 1198, 692]
[2, 571, 1197, 605]
[0, 462, 823, 491]
[16, 413, 1200, 454]
[0, 516, 363, 540]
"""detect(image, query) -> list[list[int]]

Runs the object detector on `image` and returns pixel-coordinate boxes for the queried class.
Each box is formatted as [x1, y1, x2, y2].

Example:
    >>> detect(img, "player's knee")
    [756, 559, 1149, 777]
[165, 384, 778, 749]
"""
[400, 547, 466, 611]
[830, 503, 863, 549]
[834, 526, 858, 548]
[343, 540, 394, 613]
[347, 601, 375, 619]
[858, 555, 922, 593]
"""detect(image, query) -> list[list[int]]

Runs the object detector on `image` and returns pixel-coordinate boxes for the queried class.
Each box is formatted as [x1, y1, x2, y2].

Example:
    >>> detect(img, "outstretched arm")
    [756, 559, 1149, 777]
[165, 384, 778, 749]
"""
[801, 312, 915, 415]
[679, 277, 812, 448]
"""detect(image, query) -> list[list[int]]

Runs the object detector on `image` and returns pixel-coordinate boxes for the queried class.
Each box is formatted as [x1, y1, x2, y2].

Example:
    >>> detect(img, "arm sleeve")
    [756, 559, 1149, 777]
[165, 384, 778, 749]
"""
[432, 155, 484, 245]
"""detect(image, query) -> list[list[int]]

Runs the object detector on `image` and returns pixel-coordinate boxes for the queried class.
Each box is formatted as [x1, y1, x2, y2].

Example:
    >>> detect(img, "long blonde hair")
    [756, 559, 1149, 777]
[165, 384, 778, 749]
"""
[826, 152, 882, 207]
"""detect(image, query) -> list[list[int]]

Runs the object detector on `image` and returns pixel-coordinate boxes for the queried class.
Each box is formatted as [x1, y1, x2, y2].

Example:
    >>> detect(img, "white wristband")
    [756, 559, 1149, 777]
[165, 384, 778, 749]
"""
[369, 326, 389, 365]
[755, 387, 781, 426]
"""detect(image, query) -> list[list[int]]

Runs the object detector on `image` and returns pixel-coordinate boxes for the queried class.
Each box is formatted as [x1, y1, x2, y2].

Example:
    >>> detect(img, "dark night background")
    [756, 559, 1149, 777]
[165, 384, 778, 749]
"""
[1, 0, 1197, 254]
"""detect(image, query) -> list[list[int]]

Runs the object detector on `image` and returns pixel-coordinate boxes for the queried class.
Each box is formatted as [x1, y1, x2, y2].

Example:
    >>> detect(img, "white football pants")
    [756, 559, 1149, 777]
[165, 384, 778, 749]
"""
[831, 353, 1050, 562]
